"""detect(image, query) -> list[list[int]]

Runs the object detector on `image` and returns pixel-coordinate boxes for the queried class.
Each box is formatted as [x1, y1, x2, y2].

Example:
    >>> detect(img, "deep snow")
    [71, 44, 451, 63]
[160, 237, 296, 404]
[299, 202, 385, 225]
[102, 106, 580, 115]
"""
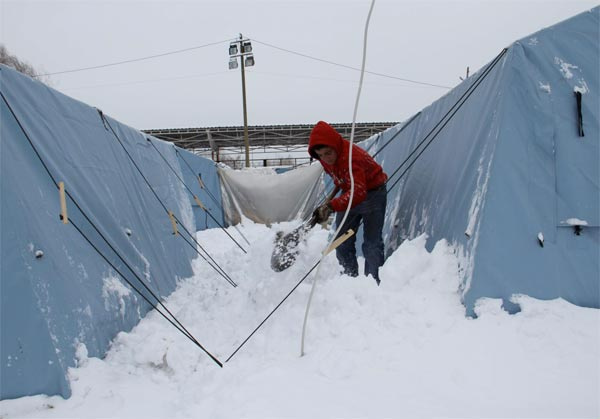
[1, 221, 599, 418]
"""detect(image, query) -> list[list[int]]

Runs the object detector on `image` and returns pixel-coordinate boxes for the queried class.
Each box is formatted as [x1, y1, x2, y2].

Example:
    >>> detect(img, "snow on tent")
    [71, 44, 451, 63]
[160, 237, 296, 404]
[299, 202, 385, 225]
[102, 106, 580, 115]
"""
[1, 5, 598, 403]
[0, 65, 230, 399]
[369, 6, 598, 315]
[218, 163, 325, 225]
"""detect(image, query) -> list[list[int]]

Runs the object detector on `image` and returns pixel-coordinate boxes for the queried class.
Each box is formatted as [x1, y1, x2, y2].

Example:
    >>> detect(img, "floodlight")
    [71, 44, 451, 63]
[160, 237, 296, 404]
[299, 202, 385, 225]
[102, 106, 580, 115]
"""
[229, 57, 239, 69]
[229, 43, 238, 56]
[244, 55, 255, 67]
[242, 41, 253, 53]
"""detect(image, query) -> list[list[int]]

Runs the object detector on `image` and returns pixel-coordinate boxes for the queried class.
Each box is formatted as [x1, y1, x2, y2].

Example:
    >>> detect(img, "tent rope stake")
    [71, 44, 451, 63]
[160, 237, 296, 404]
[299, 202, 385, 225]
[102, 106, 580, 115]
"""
[146, 136, 247, 253]
[168, 210, 179, 235]
[224, 47, 509, 363]
[1, 91, 223, 367]
[58, 181, 69, 224]
[97, 111, 238, 288]
[175, 147, 252, 247]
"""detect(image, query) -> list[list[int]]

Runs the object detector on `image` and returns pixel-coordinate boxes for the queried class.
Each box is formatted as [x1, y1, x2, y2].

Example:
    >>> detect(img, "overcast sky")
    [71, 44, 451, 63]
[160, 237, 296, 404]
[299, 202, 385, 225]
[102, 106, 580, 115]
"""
[1, 0, 597, 130]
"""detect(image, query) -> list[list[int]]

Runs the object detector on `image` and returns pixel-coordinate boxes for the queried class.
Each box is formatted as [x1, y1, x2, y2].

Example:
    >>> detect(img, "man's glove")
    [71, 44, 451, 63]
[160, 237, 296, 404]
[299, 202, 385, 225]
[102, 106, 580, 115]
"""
[313, 203, 332, 223]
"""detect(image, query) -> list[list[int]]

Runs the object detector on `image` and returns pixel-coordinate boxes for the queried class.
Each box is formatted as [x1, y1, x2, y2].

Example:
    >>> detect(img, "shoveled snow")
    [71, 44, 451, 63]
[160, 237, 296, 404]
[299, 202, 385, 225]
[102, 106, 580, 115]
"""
[563, 217, 589, 226]
[1, 221, 598, 418]
[574, 81, 589, 94]
[538, 81, 551, 93]
[101, 275, 133, 318]
[554, 56, 578, 79]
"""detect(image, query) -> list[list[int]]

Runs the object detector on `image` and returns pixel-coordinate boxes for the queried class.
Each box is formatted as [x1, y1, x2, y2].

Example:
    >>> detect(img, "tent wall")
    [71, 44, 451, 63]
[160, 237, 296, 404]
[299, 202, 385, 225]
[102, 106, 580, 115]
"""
[0, 65, 223, 399]
[371, 7, 598, 314]
[176, 147, 226, 230]
[468, 9, 598, 312]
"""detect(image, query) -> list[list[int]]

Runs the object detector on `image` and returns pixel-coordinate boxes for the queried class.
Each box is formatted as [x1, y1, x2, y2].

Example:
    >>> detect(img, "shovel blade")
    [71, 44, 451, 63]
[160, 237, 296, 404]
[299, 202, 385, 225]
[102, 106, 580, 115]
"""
[270, 222, 313, 272]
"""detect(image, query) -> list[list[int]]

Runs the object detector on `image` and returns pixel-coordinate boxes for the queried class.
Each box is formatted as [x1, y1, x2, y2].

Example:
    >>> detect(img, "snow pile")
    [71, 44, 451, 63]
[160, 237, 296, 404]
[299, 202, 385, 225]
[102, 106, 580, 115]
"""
[1, 221, 598, 418]
[101, 275, 134, 318]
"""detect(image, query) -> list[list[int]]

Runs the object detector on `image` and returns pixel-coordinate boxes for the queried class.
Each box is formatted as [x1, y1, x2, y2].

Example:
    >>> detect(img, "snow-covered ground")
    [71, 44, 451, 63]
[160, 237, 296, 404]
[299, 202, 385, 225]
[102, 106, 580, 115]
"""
[1, 221, 599, 418]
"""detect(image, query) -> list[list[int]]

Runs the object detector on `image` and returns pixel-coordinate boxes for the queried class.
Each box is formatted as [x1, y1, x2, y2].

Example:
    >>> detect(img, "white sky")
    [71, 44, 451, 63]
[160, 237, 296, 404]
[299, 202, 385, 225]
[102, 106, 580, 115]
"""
[1, 0, 597, 130]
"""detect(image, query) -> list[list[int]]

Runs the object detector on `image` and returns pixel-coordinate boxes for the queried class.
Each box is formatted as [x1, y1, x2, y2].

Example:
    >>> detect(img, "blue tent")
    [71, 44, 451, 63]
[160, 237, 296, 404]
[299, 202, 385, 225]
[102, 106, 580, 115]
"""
[0, 65, 226, 399]
[366, 7, 598, 315]
[1, 5, 597, 401]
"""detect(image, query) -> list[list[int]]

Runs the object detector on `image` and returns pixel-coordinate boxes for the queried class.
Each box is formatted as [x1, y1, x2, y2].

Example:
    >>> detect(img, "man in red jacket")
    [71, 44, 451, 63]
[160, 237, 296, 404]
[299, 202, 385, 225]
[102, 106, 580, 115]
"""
[308, 121, 388, 285]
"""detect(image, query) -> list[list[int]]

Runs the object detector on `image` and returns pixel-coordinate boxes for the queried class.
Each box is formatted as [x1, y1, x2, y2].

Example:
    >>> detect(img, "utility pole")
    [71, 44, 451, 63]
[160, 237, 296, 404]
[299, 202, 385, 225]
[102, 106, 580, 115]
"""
[228, 34, 255, 168]
[240, 45, 250, 168]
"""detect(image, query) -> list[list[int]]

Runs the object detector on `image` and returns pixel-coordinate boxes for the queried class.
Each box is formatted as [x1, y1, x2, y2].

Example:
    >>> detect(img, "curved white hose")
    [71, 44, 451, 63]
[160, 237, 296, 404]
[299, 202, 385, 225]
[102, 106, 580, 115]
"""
[301, 0, 376, 356]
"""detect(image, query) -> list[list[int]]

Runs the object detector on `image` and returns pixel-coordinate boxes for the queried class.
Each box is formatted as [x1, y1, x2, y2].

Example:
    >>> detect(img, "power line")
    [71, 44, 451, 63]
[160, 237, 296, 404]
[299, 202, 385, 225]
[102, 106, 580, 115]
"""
[247, 69, 443, 89]
[61, 68, 439, 92]
[34, 36, 452, 91]
[225, 47, 508, 363]
[251, 38, 452, 90]
[34, 40, 230, 77]
[0, 90, 223, 367]
[61, 71, 230, 91]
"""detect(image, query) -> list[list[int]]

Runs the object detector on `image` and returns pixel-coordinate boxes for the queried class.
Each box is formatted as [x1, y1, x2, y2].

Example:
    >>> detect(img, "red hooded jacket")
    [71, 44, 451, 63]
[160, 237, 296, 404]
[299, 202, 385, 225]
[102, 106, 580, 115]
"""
[308, 121, 387, 212]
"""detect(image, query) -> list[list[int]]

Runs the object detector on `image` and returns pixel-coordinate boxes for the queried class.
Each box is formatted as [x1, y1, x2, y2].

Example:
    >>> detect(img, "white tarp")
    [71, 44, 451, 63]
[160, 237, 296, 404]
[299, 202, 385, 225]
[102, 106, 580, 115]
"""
[218, 164, 325, 225]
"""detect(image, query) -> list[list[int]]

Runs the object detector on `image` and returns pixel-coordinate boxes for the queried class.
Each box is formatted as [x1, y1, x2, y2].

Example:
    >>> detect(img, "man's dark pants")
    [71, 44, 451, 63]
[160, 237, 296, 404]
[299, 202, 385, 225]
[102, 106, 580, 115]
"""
[334, 186, 387, 281]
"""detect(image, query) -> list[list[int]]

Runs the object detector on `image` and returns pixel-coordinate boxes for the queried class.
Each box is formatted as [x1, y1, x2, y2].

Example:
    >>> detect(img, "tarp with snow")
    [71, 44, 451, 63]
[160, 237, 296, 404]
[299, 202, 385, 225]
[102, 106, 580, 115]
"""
[366, 7, 598, 314]
[0, 65, 225, 399]
[219, 164, 325, 225]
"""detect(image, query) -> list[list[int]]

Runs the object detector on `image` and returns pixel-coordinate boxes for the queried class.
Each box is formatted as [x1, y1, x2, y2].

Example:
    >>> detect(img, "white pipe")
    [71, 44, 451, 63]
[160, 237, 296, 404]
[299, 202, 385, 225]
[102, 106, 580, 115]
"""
[301, 0, 376, 356]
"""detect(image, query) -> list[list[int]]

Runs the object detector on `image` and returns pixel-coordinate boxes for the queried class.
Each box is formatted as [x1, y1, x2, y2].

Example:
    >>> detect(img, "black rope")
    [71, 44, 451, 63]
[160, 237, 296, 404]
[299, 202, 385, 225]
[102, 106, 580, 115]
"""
[335, 48, 509, 239]
[225, 259, 321, 363]
[299, 110, 421, 224]
[175, 147, 252, 247]
[98, 112, 237, 287]
[176, 228, 237, 287]
[372, 111, 422, 158]
[338, 48, 509, 237]
[146, 137, 247, 254]
[224, 48, 508, 362]
[575, 91, 584, 137]
[0, 91, 223, 367]
[198, 174, 223, 211]
[386, 48, 508, 191]
[176, 149, 227, 209]
[176, 148, 204, 184]
[170, 210, 238, 287]
[68, 216, 223, 367]
[176, 149, 224, 211]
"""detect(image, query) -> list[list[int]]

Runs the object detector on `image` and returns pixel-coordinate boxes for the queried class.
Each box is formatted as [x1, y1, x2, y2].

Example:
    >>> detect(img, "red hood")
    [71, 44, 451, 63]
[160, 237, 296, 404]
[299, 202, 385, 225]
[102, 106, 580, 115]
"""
[308, 121, 345, 160]
[307, 121, 387, 211]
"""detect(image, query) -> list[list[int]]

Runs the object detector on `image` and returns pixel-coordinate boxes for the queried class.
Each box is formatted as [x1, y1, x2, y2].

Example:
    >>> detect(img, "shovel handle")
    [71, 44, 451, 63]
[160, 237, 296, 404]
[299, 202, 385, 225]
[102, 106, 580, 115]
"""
[307, 186, 340, 228]
[325, 186, 340, 204]
[322, 229, 355, 256]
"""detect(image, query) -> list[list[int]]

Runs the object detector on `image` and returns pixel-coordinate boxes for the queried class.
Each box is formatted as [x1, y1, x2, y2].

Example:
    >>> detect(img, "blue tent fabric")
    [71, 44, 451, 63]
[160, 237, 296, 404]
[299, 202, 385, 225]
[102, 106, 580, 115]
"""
[1, 6, 598, 402]
[368, 7, 598, 315]
[175, 148, 226, 231]
[1, 65, 223, 399]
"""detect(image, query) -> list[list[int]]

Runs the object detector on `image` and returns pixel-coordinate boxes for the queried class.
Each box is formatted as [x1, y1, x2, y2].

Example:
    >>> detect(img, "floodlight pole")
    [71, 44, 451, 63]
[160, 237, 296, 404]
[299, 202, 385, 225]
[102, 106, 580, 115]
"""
[239, 42, 250, 168]
[228, 34, 254, 168]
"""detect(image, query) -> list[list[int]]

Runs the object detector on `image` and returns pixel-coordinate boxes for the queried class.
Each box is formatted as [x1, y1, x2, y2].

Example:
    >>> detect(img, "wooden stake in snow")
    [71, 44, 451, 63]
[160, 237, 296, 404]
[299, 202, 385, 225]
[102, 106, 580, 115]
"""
[168, 210, 179, 235]
[59, 181, 68, 224]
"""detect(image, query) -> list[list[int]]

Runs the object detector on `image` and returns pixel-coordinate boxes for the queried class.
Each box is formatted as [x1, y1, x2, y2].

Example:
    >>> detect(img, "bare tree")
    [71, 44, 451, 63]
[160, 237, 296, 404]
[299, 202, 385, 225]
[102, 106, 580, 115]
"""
[0, 44, 49, 83]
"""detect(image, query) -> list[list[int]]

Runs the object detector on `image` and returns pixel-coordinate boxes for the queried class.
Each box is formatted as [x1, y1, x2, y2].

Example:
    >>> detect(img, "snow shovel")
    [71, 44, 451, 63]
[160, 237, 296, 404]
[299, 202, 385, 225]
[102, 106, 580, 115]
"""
[271, 188, 339, 272]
